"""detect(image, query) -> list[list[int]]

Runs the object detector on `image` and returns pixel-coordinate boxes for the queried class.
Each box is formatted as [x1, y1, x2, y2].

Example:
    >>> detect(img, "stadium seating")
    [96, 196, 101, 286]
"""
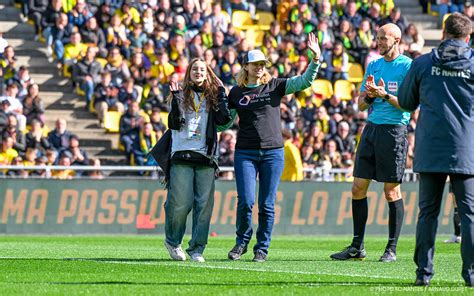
[245, 28, 265, 47]
[256, 11, 275, 31]
[334, 80, 354, 101]
[312, 79, 334, 100]
[231, 10, 255, 31]
[347, 63, 364, 84]
[103, 111, 121, 133]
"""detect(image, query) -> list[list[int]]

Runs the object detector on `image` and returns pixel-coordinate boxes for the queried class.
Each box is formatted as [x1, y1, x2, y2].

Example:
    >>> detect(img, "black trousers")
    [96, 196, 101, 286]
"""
[414, 172, 474, 285]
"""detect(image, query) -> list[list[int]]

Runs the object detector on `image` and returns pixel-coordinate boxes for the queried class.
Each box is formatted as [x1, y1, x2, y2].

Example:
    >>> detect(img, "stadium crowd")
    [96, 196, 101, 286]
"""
[1, 0, 472, 179]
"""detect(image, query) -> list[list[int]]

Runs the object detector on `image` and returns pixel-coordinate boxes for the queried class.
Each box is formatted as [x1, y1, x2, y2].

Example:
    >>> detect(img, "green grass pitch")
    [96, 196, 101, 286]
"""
[0, 235, 470, 295]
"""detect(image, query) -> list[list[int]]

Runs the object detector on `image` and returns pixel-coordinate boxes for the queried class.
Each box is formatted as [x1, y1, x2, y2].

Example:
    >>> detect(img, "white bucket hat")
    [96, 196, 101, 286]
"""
[245, 49, 270, 66]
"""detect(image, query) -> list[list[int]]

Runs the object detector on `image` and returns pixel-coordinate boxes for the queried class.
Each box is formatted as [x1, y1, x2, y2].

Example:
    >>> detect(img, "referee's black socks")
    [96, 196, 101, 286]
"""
[351, 197, 368, 250]
[387, 199, 404, 253]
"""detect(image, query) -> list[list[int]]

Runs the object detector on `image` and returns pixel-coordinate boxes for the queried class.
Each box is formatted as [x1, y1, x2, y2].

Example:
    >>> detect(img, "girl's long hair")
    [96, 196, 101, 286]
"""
[181, 58, 220, 112]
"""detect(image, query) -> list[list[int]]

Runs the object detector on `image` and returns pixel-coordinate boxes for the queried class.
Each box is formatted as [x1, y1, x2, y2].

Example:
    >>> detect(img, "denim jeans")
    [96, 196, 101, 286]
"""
[165, 162, 215, 255]
[234, 148, 284, 254]
[80, 80, 95, 105]
[54, 39, 64, 61]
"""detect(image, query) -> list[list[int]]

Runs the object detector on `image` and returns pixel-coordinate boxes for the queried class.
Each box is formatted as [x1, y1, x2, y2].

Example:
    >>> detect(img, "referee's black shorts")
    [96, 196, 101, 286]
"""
[353, 122, 408, 184]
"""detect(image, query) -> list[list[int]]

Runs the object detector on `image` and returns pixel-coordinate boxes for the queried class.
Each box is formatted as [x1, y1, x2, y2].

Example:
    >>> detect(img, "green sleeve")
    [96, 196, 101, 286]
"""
[284, 60, 321, 95]
[217, 109, 238, 132]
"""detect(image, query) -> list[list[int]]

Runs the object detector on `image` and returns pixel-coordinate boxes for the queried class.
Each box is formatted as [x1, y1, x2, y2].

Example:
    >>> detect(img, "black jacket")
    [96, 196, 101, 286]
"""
[168, 86, 232, 157]
[399, 39, 474, 175]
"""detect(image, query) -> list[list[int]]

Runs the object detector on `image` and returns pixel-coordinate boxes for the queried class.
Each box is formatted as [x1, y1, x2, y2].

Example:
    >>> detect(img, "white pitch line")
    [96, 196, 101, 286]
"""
[100, 260, 410, 280]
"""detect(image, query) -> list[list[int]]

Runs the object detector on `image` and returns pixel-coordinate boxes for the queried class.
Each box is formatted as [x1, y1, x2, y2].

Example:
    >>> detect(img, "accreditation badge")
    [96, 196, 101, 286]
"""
[187, 116, 202, 140]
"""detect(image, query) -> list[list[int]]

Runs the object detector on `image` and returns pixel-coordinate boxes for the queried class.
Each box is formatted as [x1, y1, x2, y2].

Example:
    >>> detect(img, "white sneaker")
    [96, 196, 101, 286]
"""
[164, 241, 186, 261]
[444, 235, 461, 243]
[189, 253, 205, 263]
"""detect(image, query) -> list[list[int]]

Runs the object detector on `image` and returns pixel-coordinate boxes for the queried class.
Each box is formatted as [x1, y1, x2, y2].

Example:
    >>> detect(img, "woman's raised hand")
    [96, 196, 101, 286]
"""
[307, 32, 321, 61]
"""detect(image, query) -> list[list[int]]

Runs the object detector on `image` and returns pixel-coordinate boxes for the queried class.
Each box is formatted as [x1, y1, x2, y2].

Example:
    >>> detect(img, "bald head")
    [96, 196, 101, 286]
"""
[377, 23, 402, 59]
[380, 23, 402, 39]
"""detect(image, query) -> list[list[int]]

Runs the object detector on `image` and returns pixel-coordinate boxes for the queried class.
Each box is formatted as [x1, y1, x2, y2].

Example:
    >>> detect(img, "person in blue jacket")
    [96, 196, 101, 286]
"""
[398, 13, 474, 287]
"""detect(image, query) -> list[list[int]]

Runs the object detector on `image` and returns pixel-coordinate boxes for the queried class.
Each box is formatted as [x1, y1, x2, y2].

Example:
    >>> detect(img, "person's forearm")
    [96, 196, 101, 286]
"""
[384, 94, 404, 110]
[358, 92, 371, 111]
[285, 59, 321, 95]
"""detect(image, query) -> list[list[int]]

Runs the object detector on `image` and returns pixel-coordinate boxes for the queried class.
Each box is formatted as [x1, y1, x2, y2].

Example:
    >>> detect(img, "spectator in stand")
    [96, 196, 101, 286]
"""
[343, 0, 363, 29]
[1, 83, 27, 132]
[402, 23, 425, 54]
[9, 65, 33, 100]
[301, 143, 319, 172]
[72, 47, 102, 110]
[45, 148, 58, 165]
[374, 0, 395, 17]
[104, 47, 131, 86]
[355, 18, 376, 65]
[149, 108, 167, 134]
[367, 2, 383, 30]
[118, 79, 140, 109]
[189, 34, 204, 59]
[281, 129, 304, 181]
[131, 122, 156, 168]
[209, 2, 229, 33]
[61, 134, 89, 167]
[319, 138, 343, 170]
[115, 2, 140, 28]
[0, 135, 19, 174]
[129, 50, 151, 86]
[323, 93, 347, 117]
[142, 77, 167, 113]
[332, 120, 356, 158]
[67, 0, 93, 28]
[28, 0, 48, 38]
[119, 101, 145, 164]
[5, 114, 26, 153]
[80, 17, 107, 58]
[0, 46, 17, 82]
[106, 14, 130, 59]
[323, 42, 349, 82]
[381, 6, 408, 33]
[142, 7, 155, 35]
[41, 0, 64, 58]
[51, 154, 75, 179]
[94, 71, 124, 128]
[25, 119, 50, 153]
[335, 19, 359, 62]
[152, 50, 175, 85]
[22, 83, 45, 126]
[51, 13, 73, 64]
[62, 32, 88, 72]
[47, 118, 73, 153]
[94, 2, 112, 29]
[316, 17, 336, 57]
[31, 155, 48, 177]
[85, 158, 103, 179]
[316, 105, 337, 136]
[128, 23, 148, 53]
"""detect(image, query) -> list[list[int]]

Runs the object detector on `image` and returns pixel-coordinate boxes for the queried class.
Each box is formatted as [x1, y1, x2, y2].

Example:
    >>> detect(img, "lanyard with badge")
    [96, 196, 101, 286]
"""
[187, 92, 205, 140]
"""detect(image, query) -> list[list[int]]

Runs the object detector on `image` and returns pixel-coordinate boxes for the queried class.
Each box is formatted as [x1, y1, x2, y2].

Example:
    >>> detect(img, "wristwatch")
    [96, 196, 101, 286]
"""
[383, 93, 390, 102]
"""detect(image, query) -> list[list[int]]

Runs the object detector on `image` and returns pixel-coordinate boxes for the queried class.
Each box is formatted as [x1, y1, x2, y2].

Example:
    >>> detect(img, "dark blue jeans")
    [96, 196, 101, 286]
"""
[414, 173, 474, 285]
[234, 148, 284, 254]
